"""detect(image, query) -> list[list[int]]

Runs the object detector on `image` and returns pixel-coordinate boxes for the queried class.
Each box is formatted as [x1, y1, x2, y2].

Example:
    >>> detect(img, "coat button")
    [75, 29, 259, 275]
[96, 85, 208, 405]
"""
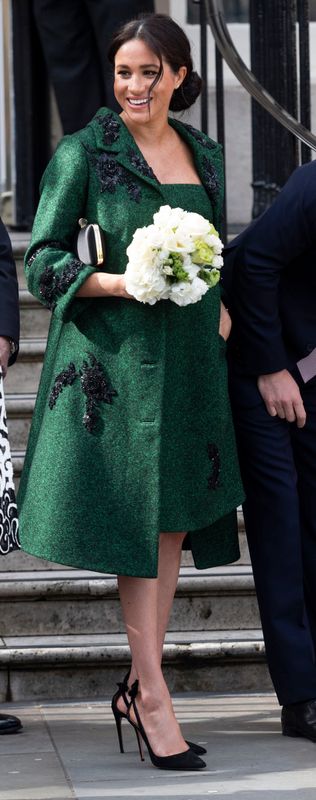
[306, 343, 316, 353]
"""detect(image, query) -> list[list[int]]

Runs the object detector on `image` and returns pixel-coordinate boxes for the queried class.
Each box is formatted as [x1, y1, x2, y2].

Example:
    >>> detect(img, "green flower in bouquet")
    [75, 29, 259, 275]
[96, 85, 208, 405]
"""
[163, 252, 190, 283]
[191, 239, 215, 266]
[198, 267, 221, 288]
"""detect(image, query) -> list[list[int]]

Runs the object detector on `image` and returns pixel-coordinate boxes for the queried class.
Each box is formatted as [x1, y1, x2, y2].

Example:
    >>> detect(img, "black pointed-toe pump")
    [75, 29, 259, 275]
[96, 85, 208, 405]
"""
[115, 679, 206, 771]
[111, 669, 207, 757]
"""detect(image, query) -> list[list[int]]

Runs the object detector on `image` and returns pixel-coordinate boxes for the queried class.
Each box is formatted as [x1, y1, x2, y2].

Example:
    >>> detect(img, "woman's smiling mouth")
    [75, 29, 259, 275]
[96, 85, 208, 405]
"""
[127, 97, 151, 107]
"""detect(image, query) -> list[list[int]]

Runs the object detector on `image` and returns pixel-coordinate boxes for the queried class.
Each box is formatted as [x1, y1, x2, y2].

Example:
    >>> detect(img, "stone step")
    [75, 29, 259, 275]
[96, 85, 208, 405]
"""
[6, 393, 35, 450]
[0, 628, 271, 701]
[19, 289, 51, 339]
[0, 566, 259, 637]
[0, 549, 68, 572]
[12, 449, 25, 478]
[5, 339, 45, 393]
[11, 233, 30, 289]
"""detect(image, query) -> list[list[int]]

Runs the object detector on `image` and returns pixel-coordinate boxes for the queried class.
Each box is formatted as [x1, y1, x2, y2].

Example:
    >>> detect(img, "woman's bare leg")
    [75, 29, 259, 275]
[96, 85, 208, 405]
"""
[156, 531, 186, 659]
[124, 531, 186, 685]
[117, 532, 187, 757]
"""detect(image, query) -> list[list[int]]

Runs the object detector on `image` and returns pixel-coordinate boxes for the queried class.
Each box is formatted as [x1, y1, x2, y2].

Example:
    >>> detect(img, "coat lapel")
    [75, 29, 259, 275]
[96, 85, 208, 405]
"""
[88, 107, 223, 214]
[89, 108, 162, 195]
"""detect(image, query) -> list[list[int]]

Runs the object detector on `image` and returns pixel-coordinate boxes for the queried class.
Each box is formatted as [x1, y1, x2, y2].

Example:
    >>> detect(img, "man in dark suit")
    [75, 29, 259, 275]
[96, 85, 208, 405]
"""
[222, 159, 316, 742]
[32, 0, 155, 134]
[0, 218, 21, 734]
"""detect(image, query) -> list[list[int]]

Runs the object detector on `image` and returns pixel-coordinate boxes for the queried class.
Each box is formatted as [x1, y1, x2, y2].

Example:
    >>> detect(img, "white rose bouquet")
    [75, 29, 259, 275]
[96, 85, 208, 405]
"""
[125, 204, 223, 307]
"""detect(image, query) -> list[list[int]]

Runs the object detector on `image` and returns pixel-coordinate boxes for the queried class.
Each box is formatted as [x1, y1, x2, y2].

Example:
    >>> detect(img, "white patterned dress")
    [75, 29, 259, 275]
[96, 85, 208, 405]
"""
[0, 370, 20, 554]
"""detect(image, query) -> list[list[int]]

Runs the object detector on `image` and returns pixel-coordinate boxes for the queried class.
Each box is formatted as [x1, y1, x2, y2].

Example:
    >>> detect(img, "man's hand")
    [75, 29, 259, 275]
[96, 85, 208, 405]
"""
[0, 337, 11, 379]
[219, 302, 232, 341]
[257, 369, 306, 428]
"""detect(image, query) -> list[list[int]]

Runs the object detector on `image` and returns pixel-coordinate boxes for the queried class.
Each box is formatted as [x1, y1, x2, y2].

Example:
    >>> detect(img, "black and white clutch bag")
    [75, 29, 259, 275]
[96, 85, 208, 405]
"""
[76, 218, 105, 266]
[0, 368, 20, 555]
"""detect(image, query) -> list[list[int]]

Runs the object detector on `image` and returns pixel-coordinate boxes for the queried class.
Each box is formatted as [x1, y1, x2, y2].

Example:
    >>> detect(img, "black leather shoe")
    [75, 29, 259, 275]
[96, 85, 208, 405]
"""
[282, 699, 316, 742]
[0, 714, 22, 734]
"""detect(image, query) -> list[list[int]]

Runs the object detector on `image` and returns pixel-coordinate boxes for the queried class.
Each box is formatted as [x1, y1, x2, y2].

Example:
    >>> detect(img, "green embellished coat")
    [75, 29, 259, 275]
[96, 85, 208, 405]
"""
[18, 108, 244, 577]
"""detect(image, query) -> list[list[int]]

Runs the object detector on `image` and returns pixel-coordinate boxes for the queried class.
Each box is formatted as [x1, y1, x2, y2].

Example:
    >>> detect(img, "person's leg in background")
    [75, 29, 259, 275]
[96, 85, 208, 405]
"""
[33, 0, 105, 133]
[230, 379, 316, 708]
[292, 384, 316, 650]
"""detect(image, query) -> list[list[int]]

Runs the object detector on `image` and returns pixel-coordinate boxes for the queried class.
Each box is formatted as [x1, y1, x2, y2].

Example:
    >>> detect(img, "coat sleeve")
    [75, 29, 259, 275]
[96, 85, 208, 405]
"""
[230, 162, 316, 375]
[0, 218, 20, 365]
[25, 134, 98, 322]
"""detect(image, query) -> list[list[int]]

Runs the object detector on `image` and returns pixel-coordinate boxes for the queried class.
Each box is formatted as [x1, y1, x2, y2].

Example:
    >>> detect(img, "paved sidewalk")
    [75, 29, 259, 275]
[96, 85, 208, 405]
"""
[0, 693, 316, 799]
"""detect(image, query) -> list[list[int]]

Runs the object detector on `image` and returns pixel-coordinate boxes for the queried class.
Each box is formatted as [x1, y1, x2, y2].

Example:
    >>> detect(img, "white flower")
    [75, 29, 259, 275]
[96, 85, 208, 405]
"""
[125, 262, 168, 304]
[183, 257, 200, 279]
[162, 265, 173, 276]
[206, 234, 223, 255]
[153, 205, 186, 230]
[125, 246, 167, 304]
[181, 212, 211, 239]
[160, 230, 193, 253]
[169, 276, 209, 307]
[211, 255, 224, 268]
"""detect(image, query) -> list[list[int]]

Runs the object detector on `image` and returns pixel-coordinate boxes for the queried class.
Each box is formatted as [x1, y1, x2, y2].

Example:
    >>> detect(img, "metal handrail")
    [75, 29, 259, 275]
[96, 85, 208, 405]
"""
[204, 0, 316, 152]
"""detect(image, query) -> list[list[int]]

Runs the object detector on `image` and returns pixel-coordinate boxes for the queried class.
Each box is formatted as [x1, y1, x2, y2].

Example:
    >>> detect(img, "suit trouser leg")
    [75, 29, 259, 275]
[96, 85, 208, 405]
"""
[33, 0, 105, 133]
[230, 387, 316, 706]
[291, 386, 316, 647]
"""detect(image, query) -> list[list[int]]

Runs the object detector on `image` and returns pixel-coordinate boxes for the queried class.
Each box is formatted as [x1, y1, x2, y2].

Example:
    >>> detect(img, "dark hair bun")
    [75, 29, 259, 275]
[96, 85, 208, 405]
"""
[169, 70, 202, 112]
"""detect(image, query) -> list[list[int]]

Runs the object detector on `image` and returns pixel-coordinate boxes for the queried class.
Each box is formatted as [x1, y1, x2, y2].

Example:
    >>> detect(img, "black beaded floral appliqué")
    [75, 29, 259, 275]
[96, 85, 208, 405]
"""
[127, 147, 157, 181]
[49, 363, 77, 409]
[39, 259, 82, 310]
[26, 240, 65, 269]
[178, 122, 220, 204]
[95, 112, 121, 146]
[181, 123, 218, 152]
[88, 149, 142, 203]
[80, 354, 117, 432]
[49, 353, 117, 433]
[207, 443, 221, 490]
[202, 156, 220, 204]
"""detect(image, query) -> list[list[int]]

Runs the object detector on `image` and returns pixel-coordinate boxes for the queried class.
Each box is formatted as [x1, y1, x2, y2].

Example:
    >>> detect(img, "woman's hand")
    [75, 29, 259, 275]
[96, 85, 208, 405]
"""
[76, 272, 134, 299]
[114, 274, 134, 299]
[219, 301, 232, 341]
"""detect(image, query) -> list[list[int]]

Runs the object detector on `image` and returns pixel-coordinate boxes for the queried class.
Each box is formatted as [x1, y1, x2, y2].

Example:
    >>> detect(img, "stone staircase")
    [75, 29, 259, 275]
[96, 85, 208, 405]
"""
[0, 233, 271, 702]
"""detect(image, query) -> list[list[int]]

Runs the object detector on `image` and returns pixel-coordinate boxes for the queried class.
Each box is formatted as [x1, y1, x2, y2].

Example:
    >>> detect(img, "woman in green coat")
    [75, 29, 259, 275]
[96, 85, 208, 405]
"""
[18, 13, 244, 770]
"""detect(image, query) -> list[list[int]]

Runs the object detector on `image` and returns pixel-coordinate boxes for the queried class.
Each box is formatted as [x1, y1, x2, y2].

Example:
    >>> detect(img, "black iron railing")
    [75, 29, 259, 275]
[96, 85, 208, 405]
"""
[194, 0, 316, 232]
[196, 0, 316, 150]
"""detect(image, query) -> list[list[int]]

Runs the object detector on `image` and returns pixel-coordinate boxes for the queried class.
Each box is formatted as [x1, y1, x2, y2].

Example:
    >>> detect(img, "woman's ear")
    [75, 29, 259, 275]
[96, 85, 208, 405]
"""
[175, 65, 187, 89]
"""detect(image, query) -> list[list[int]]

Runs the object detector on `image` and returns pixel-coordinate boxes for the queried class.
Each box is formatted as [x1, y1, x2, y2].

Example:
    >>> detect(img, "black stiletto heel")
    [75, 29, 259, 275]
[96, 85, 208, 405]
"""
[112, 703, 124, 753]
[111, 669, 207, 757]
[127, 680, 206, 771]
[111, 671, 145, 760]
[111, 668, 132, 754]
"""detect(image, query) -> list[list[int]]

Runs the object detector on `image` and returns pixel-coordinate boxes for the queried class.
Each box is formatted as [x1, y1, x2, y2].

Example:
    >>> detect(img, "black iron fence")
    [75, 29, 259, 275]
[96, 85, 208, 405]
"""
[194, 0, 316, 235]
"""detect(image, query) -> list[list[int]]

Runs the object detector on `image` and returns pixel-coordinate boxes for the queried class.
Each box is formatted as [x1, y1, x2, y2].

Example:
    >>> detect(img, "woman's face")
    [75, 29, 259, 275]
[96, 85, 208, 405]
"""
[114, 38, 186, 124]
